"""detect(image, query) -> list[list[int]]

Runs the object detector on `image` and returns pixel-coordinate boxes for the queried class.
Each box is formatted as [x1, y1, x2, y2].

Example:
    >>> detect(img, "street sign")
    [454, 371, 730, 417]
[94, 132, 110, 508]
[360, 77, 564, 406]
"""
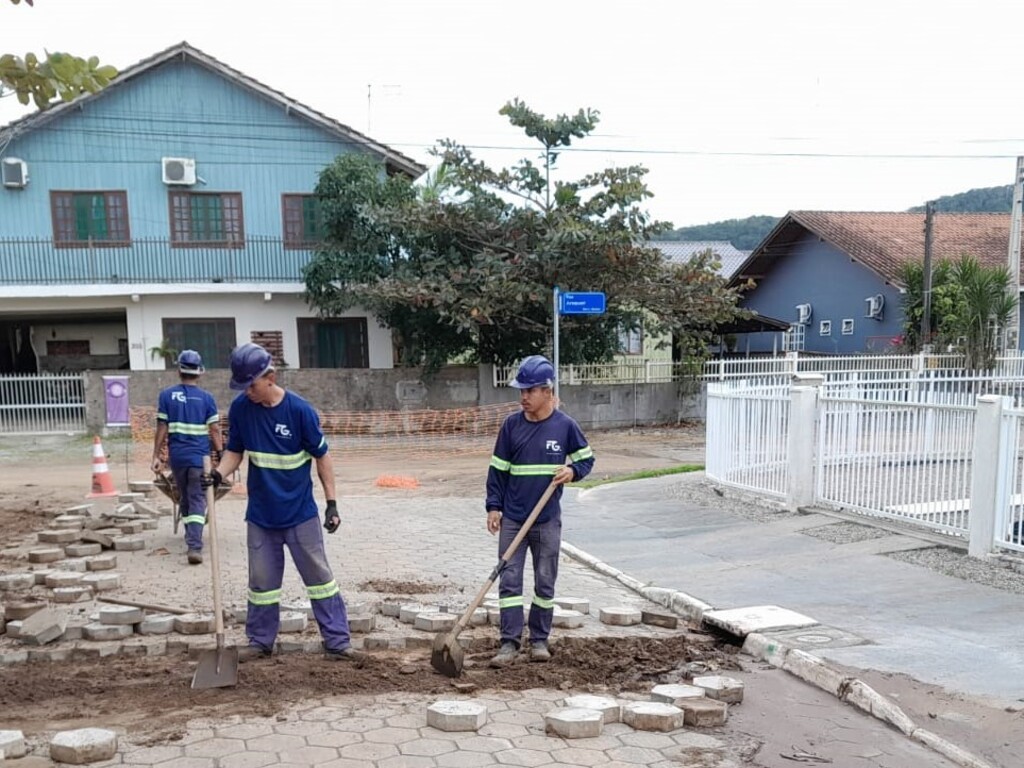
[559, 291, 606, 315]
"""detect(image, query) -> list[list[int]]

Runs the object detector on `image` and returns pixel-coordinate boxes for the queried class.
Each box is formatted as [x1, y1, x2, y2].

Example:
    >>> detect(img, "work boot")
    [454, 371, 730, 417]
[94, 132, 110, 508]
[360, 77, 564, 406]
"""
[529, 641, 551, 663]
[239, 643, 273, 660]
[187, 549, 203, 565]
[324, 645, 364, 662]
[489, 641, 519, 668]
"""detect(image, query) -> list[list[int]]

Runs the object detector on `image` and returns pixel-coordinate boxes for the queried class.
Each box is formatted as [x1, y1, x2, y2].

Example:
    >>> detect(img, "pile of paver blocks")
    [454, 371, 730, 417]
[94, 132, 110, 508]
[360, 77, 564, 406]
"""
[425, 675, 744, 738]
[1, 727, 118, 765]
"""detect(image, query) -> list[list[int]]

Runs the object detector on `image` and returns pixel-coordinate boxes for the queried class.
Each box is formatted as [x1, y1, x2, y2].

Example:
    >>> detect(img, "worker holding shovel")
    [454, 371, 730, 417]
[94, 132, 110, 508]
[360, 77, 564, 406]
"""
[204, 343, 358, 662]
[486, 355, 594, 667]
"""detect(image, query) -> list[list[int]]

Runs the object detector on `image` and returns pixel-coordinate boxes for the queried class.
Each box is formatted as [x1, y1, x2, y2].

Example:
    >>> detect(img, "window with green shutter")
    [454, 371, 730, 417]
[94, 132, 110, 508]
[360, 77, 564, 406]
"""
[282, 194, 325, 249]
[51, 191, 130, 247]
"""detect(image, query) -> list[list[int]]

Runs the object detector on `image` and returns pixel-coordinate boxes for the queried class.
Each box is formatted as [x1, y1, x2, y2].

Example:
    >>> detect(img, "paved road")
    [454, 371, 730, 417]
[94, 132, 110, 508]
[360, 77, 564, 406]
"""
[562, 473, 1024, 704]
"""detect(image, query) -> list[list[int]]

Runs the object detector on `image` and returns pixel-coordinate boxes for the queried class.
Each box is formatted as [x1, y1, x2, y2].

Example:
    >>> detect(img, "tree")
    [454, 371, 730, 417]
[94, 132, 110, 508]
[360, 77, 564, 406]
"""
[900, 254, 1016, 369]
[2, 0, 117, 109]
[304, 101, 746, 368]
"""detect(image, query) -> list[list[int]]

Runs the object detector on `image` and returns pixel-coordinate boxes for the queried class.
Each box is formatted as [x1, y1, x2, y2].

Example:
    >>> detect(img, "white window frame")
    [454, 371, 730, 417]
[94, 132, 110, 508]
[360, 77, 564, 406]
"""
[819, 320, 832, 336]
[841, 319, 855, 336]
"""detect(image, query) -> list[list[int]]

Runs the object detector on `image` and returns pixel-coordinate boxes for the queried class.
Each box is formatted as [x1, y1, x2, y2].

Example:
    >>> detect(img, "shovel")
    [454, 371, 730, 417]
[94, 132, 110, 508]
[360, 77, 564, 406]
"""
[431, 478, 559, 677]
[191, 456, 238, 689]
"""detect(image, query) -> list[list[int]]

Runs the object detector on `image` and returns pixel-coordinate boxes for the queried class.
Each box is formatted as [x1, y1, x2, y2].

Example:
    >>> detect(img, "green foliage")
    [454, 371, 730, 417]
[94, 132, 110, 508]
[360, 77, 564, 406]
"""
[900, 255, 1016, 369]
[662, 215, 779, 250]
[2, 0, 117, 109]
[303, 102, 746, 368]
[907, 185, 1012, 214]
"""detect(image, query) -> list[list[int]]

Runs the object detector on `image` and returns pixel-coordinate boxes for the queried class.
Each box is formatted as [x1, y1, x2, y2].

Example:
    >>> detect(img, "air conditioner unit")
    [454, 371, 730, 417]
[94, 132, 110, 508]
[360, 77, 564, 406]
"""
[865, 293, 885, 320]
[161, 157, 196, 185]
[1, 157, 28, 189]
[795, 303, 813, 325]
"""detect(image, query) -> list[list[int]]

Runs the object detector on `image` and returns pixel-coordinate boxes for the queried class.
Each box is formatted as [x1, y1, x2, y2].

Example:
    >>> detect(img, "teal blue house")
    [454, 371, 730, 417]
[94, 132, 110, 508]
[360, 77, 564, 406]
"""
[0, 42, 423, 373]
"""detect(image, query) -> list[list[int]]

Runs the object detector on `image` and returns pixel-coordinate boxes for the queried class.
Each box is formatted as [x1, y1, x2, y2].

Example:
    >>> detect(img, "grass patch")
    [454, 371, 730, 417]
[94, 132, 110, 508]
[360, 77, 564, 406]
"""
[574, 464, 703, 489]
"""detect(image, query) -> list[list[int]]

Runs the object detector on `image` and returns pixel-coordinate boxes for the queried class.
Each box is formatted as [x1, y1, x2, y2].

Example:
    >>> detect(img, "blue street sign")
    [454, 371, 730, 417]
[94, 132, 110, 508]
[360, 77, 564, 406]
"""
[559, 291, 606, 315]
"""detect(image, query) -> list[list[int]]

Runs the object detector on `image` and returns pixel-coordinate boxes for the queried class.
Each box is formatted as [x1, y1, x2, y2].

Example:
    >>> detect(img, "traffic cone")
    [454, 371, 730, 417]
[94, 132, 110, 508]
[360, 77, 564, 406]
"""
[86, 435, 119, 498]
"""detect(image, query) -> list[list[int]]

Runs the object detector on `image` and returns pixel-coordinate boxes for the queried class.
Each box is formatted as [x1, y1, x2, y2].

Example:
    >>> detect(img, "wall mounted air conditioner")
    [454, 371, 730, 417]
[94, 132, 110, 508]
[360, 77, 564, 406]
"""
[1, 157, 28, 188]
[865, 293, 885, 320]
[161, 157, 196, 185]
[795, 303, 813, 325]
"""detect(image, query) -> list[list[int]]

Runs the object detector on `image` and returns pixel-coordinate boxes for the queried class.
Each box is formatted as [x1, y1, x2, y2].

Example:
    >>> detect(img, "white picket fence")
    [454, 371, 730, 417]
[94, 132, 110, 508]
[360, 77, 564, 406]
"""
[0, 373, 87, 434]
[706, 367, 1024, 556]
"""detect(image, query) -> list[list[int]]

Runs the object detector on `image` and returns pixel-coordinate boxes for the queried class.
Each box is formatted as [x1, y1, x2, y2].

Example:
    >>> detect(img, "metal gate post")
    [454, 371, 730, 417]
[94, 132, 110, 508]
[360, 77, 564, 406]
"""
[787, 374, 824, 512]
[968, 395, 1011, 558]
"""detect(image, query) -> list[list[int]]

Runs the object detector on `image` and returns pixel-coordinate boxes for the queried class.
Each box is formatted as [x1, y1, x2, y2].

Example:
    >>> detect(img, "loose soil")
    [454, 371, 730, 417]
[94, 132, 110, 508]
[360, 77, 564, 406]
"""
[0, 635, 738, 740]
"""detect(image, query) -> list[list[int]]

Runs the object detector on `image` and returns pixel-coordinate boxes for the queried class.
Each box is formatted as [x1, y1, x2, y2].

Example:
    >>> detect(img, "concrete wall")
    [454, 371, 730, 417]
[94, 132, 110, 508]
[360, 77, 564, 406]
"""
[84, 365, 705, 433]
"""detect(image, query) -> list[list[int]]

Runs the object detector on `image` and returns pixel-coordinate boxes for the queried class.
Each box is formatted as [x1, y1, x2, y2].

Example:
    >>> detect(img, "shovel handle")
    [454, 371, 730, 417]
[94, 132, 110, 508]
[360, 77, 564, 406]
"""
[453, 478, 560, 634]
[203, 456, 226, 648]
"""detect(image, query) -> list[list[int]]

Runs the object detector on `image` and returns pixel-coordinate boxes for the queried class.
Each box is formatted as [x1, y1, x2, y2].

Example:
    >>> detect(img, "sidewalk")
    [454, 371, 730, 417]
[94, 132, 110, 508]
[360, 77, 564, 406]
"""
[562, 472, 1024, 704]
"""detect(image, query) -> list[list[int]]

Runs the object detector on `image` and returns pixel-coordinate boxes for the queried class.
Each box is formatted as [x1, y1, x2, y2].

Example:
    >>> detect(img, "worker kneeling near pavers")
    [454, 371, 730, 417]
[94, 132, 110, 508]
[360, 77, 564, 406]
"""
[485, 355, 594, 667]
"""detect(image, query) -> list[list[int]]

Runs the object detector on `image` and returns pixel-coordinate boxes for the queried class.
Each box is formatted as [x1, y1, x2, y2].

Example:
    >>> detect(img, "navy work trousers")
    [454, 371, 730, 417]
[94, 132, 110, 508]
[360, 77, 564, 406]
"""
[171, 464, 207, 552]
[497, 516, 561, 647]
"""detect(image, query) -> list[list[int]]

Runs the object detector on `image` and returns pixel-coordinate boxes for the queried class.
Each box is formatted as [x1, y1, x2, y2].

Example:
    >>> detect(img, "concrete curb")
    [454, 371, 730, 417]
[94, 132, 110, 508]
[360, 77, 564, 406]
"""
[560, 539, 997, 768]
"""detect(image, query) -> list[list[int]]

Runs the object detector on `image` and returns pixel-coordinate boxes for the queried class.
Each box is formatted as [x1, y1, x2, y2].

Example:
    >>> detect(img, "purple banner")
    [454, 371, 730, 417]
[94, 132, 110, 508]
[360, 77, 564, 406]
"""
[103, 375, 130, 427]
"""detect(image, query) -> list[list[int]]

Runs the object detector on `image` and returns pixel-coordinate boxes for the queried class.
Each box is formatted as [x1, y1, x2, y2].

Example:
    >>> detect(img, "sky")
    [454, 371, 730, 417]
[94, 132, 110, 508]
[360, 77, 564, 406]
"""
[3, 0, 1024, 228]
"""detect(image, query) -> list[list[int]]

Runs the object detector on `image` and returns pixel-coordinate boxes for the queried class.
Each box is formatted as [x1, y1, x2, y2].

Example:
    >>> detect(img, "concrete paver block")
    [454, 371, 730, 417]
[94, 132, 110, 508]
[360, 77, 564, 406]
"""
[79, 531, 114, 549]
[0, 730, 26, 759]
[28, 647, 75, 663]
[83, 622, 133, 641]
[45, 571, 85, 588]
[49, 727, 118, 764]
[112, 535, 145, 551]
[0, 573, 36, 590]
[28, 547, 64, 564]
[99, 605, 144, 625]
[4, 621, 22, 638]
[468, 608, 489, 626]
[692, 675, 744, 704]
[65, 542, 103, 558]
[278, 611, 308, 633]
[552, 609, 585, 628]
[32, 569, 55, 585]
[363, 635, 390, 650]
[19, 608, 69, 646]
[59, 558, 89, 573]
[348, 614, 376, 633]
[544, 708, 603, 738]
[426, 700, 487, 732]
[380, 601, 401, 617]
[128, 480, 155, 494]
[175, 613, 215, 634]
[414, 612, 457, 632]
[702, 605, 817, 637]
[38, 529, 80, 544]
[679, 698, 729, 727]
[4, 601, 46, 621]
[118, 521, 145, 534]
[231, 606, 248, 623]
[84, 554, 117, 571]
[554, 596, 590, 614]
[621, 701, 685, 732]
[0, 649, 28, 664]
[137, 614, 176, 635]
[651, 684, 706, 705]
[641, 609, 679, 629]
[119, 493, 145, 503]
[81, 572, 121, 591]
[52, 515, 87, 530]
[562, 694, 621, 723]
[52, 586, 93, 604]
[599, 606, 642, 626]
[140, 518, 158, 530]
[64, 503, 94, 515]
[399, 604, 435, 623]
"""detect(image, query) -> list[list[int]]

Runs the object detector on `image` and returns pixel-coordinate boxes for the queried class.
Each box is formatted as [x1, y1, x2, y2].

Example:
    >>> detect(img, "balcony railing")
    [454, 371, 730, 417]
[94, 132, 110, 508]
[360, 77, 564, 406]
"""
[0, 237, 316, 284]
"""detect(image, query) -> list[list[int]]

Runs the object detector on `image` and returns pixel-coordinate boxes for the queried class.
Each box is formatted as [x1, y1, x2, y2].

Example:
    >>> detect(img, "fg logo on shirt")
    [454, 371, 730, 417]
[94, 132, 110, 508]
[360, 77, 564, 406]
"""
[274, 423, 292, 438]
[171, 391, 187, 403]
[545, 440, 562, 452]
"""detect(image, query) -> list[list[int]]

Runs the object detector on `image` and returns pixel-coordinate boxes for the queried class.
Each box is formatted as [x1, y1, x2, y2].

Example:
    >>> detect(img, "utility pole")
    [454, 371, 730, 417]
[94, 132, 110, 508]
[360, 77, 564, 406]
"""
[1006, 156, 1024, 351]
[921, 201, 934, 350]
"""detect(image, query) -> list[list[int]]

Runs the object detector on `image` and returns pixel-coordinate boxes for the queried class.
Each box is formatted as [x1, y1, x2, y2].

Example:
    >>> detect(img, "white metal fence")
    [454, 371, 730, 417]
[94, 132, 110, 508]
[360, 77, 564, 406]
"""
[493, 359, 693, 387]
[706, 382, 790, 497]
[0, 373, 87, 434]
[706, 361, 1024, 557]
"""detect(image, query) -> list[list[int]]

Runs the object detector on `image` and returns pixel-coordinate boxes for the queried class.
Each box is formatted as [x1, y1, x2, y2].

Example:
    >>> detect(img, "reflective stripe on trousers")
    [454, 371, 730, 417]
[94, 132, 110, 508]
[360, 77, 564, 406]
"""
[246, 516, 351, 651]
[497, 516, 561, 646]
[171, 464, 207, 552]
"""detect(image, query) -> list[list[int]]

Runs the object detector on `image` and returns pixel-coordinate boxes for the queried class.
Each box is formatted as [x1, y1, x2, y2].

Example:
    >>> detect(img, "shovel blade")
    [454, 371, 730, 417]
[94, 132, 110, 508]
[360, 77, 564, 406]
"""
[430, 631, 464, 678]
[191, 647, 239, 690]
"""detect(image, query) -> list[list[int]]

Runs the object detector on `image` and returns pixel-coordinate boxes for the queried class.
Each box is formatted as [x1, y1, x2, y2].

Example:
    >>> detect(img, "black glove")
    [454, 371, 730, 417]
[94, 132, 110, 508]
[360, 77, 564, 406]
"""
[323, 500, 340, 534]
[201, 469, 223, 489]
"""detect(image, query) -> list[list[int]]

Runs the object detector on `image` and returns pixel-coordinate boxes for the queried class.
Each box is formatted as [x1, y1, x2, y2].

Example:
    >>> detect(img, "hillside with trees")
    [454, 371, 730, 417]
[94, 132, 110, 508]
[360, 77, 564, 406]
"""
[907, 185, 1012, 213]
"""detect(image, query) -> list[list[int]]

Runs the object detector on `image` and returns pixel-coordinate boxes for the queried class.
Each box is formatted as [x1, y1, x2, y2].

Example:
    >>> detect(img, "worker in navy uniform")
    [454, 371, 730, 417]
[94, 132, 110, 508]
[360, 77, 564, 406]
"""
[485, 355, 594, 666]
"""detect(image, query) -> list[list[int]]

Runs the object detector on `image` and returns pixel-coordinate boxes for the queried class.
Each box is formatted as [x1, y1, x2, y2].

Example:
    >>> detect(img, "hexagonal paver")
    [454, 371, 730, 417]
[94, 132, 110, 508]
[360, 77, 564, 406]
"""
[494, 747, 552, 766]
[545, 708, 602, 739]
[606, 745, 670, 764]
[120, 744, 185, 765]
[477, 722, 529, 739]
[49, 727, 118, 765]
[427, 700, 488, 732]
[219, 751, 278, 768]
[307, 731, 364, 749]
[364, 726, 421, 745]
[338, 742, 400, 761]
[562, 694, 621, 723]
[273, 720, 331, 737]
[650, 684, 705, 706]
[691, 675, 744, 704]
[618, 730, 677, 749]
[620, 702, 684, 733]
[436, 750, 504, 768]
[457, 735, 514, 753]
[244, 733, 307, 753]
[330, 717, 389, 733]
[379, 756, 436, 768]
[550, 746, 611, 766]
[184, 737, 245, 758]
[399, 737, 459, 757]
[151, 757, 217, 768]
[277, 745, 340, 764]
